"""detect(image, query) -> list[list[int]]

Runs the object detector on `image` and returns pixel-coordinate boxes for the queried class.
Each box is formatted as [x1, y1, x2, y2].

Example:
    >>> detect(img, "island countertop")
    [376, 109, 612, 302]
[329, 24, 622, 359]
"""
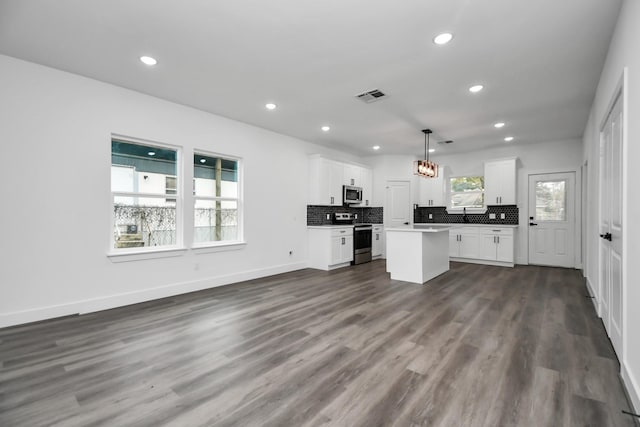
[385, 225, 451, 233]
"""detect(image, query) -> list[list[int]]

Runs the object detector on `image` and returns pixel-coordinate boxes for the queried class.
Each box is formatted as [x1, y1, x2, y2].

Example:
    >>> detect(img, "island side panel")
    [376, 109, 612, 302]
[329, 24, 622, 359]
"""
[386, 231, 424, 284]
[420, 231, 450, 283]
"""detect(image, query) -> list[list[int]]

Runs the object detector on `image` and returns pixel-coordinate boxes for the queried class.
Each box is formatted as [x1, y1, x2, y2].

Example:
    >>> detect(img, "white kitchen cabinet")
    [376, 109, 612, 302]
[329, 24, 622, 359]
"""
[449, 227, 480, 259]
[484, 158, 516, 206]
[419, 166, 446, 206]
[309, 156, 344, 206]
[359, 167, 373, 207]
[372, 225, 384, 257]
[479, 228, 514, 263]
[343, 164, 362, 187]
[308, 227, 353, 270]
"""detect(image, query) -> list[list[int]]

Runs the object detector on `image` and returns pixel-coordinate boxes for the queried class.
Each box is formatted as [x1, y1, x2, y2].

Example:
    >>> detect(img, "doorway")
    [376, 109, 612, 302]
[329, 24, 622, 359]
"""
[528, 172, 576, 268]
[385, 180, 411, 227]
[599, 91, 623, 357]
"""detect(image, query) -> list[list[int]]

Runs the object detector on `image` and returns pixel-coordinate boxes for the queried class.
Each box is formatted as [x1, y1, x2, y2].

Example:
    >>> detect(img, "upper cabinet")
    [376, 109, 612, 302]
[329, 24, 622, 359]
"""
[308, 155, 373, 206]
[484, 158, 516, 206]
[419, 166, 447, 206]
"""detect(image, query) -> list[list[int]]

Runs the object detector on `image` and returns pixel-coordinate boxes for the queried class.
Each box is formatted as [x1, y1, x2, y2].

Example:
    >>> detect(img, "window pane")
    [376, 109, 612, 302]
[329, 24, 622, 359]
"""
[194, 200, 238, 243]
[450, 176, 484, 208]
[194, 154, 238, 198]
[535, 180, 566, 221]
[113, 197, 176, 248]
[112, 140, 177, 195]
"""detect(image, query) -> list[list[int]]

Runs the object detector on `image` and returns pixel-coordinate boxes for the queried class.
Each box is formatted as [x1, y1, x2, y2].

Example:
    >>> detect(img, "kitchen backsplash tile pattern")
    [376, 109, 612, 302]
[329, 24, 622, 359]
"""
[307, 205, 383, 225]
[414, 205, 519, 225]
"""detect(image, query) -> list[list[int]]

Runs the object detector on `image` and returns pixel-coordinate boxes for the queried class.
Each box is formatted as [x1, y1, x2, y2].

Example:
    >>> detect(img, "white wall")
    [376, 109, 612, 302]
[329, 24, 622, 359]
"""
[0, 54, 358, 327]
[368, 139, 584, 265]
[582, 0, 640, 412]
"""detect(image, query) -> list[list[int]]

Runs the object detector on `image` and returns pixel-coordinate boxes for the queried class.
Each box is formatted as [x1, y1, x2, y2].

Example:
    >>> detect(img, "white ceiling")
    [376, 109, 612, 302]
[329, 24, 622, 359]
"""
[0, 0, 622, 157]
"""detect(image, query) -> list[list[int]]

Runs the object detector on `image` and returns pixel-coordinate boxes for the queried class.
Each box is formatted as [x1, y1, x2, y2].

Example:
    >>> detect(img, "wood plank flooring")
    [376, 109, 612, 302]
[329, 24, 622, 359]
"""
[1, 261, 637, 426]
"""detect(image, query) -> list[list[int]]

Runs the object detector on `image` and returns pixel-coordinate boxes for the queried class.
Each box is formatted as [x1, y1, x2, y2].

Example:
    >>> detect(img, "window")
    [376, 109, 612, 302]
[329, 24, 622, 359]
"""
[449, 176, 485, 209]
[535, 179, 566, 221]
[111, 139, 180, 250]
[193, 152, 240, 245]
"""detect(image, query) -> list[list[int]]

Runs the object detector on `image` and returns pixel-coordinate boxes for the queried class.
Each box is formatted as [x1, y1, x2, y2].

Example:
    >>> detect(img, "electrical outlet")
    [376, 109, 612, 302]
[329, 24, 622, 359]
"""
[355, 213, 358, 219]
[428, 213, 433, 219]
[489, 213, 496, 219]
[500, 213, 506, 219]
[326, 213, 331, 220]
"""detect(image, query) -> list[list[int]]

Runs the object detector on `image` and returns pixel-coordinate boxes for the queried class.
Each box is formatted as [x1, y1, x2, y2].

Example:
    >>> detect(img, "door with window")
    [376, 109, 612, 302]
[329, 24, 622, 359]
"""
[528, 172, 575, 267]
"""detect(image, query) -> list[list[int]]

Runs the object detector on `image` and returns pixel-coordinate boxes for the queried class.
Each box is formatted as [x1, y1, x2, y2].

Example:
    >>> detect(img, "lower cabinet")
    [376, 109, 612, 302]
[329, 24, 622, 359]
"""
[308, 227, 354, 270]
[372, 225, 384, 258]
[449, 226, 515, 267]
[479, 228, 514, 263]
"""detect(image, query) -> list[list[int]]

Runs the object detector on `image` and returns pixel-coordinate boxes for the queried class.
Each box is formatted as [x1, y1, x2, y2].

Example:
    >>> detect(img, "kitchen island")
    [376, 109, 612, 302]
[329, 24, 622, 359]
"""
[385, 225, 451, 284]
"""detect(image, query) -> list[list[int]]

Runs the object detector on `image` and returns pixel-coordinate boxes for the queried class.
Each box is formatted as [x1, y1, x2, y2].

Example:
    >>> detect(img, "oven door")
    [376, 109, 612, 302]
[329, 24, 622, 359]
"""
[353, 226, 372, 264]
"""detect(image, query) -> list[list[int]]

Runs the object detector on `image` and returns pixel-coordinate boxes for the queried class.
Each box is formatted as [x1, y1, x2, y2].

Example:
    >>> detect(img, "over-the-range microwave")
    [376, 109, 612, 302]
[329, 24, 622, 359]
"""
[343, 185, 363, 204]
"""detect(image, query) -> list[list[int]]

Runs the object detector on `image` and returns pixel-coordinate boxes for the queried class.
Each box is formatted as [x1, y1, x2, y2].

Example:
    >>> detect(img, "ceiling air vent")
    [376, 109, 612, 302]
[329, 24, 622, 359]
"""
[355, 89, 387, 103]
[437, 140, 454, 144]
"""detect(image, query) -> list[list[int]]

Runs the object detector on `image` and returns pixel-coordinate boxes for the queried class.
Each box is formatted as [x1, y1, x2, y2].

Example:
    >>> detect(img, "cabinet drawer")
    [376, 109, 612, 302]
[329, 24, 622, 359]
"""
[331, 228, 353, 237]
[486, 227, 514, 236]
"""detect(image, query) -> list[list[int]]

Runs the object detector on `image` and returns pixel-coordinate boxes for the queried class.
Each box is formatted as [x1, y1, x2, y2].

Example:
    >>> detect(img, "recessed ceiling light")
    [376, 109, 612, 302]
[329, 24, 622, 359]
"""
[321, 126, 331, 132]
[504, 136, 514, 142]
[372, 146, 380, 150]
[265, 103, 277, 110]
[429, 148, 435, 153]
[433, 33, 453, 45]
[494, 122, 505, 128]
[140, 56, 157, 66]
[148, 151, 156, 156]
[469, 84, 484, 93]
[200, 158, 206, 163]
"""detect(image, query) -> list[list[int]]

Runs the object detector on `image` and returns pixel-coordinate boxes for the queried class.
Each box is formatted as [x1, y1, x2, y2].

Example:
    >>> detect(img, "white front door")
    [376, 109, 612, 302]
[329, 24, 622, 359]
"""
[528, 172, 575, 267]
[385, 180, 411, 227]
[600, 92, 623, 356]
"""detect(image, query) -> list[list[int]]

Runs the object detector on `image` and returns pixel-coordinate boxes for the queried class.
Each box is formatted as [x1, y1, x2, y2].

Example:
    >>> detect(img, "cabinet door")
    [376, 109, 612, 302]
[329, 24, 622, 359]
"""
[496, 235, 514, 262]
[329, 160, 344, 205]
[419, 174, 444, 206]
[343, 164, 361, 187]
[341, 235, 354, 263]
[499, 161, 516, 205]
[372, 232, 383, 256]
[330, 236, 342, 265]
[479, 234, 498, 260]
[484, 159, 516, 205]
[484, 161, 502, 206]
[459, 232, 480, 259]
[360, 168, 373, 206]
[449, 232, 459, 257]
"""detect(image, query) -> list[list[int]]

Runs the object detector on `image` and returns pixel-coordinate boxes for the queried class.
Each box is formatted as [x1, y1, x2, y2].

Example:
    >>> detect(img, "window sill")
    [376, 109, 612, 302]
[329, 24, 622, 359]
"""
[192, 241, 247, 254]
[107, 247, 188, 263]
[446, 207, 487, 215]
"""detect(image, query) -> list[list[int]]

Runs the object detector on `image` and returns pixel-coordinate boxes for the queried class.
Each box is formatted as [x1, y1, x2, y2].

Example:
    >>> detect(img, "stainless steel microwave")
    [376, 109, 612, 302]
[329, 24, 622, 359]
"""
[343, 185, 363, 204]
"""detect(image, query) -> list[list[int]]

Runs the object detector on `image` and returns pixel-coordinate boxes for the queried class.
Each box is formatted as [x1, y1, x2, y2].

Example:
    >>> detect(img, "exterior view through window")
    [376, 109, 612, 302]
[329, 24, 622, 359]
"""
[194, 153, 240, 244]
[111, 139, 178, 250]
[450, 176, 485, 209]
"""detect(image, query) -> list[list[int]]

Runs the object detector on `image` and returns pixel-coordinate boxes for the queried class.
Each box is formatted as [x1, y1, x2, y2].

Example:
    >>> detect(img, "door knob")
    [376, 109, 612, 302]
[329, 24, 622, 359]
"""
[600, 233, 612, 241]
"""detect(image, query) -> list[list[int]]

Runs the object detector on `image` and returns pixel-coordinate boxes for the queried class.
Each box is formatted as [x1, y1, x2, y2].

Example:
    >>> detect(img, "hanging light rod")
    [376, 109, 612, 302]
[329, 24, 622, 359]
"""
[414, 128, 439, 178]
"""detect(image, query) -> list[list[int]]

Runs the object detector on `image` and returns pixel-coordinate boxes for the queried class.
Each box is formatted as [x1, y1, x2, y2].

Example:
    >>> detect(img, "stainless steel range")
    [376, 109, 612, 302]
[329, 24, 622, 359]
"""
[333, 213, 372, 265]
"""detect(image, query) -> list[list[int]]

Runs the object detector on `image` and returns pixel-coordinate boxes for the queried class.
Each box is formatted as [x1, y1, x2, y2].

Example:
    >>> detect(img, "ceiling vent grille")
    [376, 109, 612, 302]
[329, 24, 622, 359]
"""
[437, 140, 454, 144]
[355, 89, 387, 103]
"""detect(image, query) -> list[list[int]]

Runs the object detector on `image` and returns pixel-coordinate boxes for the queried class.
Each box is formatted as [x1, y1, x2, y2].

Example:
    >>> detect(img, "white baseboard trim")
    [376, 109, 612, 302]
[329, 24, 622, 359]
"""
[622, 361, 640, 416]
[0, 261, 308, 329]
[450, 257, 514, 268]
[585, 276, 599, 314]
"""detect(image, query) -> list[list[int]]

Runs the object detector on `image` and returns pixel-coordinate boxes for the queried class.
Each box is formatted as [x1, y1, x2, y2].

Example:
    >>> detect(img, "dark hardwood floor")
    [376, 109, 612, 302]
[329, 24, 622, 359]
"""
[1, 261, 636, 426]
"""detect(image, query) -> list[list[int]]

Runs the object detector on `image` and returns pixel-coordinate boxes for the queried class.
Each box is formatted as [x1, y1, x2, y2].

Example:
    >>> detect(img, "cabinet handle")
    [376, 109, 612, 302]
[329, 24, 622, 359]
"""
[497, 236, 500, 244]
[496, 197, 499, 204]
[342, 237, 345, 245]
[351, 178, 355, 185]
[340, 230, 345, 233]
[331, 196, 334, 204]
[366, 200, 369, 206]
[499, 196, 502, 204]
[376, 234, 379, 240]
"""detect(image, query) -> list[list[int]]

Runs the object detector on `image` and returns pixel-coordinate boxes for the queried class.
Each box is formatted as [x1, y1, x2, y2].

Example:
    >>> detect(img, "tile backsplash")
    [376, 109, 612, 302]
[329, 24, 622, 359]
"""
[414, 205, 519, 225]
[307, 205, 383, 225]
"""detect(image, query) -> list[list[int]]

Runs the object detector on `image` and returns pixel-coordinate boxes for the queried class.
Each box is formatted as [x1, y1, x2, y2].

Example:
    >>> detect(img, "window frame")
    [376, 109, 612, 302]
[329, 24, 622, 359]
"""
[108, 135, 184, 258]
[192, 150, 244, 249]
[446, 175, 487, 214]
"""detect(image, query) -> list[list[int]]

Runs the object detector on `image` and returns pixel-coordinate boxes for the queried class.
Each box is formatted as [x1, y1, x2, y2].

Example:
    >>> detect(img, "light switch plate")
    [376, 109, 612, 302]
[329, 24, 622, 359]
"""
[428, 213, 433, 219]
[326, 214, 330, 220]
[489, 213, 496, 219]
[500, 213, 506, 219]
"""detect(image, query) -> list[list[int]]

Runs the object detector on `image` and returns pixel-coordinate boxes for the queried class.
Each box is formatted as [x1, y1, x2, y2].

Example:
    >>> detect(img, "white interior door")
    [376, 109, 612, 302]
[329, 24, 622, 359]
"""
[385, 180, 411, 227]
[600, 93, 623, 356]
[528, 172, 575, 267]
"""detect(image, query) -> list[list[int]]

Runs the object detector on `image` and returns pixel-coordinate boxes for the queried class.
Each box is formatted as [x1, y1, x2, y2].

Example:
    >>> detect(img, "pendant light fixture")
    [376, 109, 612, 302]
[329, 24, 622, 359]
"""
[414, 128, 438, 178]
